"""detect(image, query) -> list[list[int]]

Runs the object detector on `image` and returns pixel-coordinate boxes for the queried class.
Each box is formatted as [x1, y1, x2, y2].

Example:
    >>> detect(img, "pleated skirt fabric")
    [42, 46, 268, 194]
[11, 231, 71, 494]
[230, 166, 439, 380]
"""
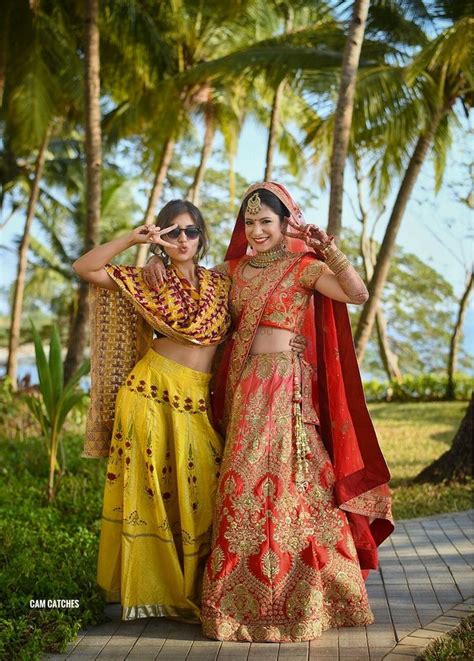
[97, 349, 223, 622]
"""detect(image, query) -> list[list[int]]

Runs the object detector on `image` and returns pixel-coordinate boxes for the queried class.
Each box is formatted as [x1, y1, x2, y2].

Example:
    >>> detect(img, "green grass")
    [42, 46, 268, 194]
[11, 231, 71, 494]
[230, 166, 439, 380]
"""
[418, 615, 474, 660]
[368, 401, 472, 520]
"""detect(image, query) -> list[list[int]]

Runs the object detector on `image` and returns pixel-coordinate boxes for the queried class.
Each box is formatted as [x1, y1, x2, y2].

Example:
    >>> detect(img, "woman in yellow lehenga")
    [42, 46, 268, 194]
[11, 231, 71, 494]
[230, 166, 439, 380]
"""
[73, 200, 231, 622]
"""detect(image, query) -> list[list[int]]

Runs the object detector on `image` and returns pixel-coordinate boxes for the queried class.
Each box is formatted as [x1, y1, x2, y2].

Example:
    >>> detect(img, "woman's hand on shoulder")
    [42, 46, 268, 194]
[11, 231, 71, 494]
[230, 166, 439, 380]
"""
[211, 262, 230, 277]
[143, 255, 168, 289]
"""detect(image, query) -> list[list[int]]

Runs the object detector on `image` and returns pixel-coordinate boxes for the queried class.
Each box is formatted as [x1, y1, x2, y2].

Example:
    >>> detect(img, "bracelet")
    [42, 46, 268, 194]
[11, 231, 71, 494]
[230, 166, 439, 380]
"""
[320, 237, 335, 259]
[325, 247, 351, 276]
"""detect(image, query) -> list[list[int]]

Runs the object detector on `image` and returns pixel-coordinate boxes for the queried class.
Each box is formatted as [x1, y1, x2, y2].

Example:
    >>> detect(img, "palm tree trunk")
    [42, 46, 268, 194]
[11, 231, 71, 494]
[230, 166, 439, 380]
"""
[63, 0, 101, 383]
[360, 230, 402, 381]
[354, 110, 444, 363]
[6, 125, 51, 389]
[264, 79, 285, 181]
[375, 312, 401, 382]
[187, 110, 215, 207]
[446, 271, 473, 399]
[327, 0, 370, 240]
[355, 157, 401, 381]
[135, 136, 175, 267]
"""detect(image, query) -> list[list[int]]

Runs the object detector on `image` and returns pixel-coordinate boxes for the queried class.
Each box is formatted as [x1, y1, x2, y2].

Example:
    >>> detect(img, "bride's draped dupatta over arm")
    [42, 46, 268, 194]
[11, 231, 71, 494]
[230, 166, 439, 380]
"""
[213, 182, 393, 573]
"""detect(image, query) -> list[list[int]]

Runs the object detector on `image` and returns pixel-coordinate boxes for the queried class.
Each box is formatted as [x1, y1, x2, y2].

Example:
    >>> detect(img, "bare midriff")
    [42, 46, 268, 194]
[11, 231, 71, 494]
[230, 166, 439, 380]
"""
[249, 327, 296, 355]
[152, 337, 218, 374]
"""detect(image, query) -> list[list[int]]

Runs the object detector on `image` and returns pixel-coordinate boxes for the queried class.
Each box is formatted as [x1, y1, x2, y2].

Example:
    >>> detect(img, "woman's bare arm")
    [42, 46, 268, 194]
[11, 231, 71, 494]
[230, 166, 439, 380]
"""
[73, 225, 176, 290]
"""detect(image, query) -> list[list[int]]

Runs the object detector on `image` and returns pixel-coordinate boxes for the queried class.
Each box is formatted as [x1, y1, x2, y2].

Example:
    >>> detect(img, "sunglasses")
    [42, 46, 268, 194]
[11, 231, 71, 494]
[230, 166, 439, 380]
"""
[166, 226, 201, 240]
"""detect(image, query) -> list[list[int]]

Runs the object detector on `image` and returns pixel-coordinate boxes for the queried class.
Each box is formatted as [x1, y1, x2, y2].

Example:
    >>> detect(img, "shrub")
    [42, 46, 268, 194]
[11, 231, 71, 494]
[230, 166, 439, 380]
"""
[364, 373, 473, 402]
[0, 377, 37, 440]
[0, 433, 107, 659]
[419, 614, 473, 660]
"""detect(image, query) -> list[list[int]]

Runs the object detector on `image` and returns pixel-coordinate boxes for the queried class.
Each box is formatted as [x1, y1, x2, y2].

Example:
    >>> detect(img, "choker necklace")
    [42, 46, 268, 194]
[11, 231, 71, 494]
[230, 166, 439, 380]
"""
[248, 242, 288, 268]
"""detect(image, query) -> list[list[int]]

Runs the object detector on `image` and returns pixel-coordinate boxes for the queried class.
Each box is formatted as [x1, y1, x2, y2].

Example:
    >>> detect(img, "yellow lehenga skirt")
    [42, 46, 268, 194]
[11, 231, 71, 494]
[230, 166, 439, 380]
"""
[96, 349, 223, 622]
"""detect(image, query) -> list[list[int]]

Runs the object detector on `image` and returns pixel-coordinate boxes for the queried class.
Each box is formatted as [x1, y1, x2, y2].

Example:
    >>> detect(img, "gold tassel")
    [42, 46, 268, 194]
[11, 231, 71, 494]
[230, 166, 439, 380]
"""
[294, 401, 310, 492]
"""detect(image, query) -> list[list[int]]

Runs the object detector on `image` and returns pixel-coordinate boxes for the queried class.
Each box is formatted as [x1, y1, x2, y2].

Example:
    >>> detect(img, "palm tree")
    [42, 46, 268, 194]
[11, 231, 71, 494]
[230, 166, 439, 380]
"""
[352, 155, 402, 381]
[63, 0, 102, 383]
[446, 271, 473, 399]
[327, 0, 371, 240]
[300, 3, 472, 365]
[186, 80, 247, 208]
[102, 0, 255, 266]
[2, 1, 81, 387]
[354, 15, 473, 362]
[25, 167, 141, 349]
[6, 125, 52, 386]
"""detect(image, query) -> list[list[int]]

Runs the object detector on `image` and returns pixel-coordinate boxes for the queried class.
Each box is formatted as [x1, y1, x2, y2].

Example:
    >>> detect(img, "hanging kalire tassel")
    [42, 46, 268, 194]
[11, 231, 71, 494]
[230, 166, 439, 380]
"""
[293, 356, 311, 492]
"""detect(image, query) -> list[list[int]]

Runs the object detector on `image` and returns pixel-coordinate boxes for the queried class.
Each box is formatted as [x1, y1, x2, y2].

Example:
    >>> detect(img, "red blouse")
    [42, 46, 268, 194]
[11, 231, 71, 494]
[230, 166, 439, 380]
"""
[229, 254, 325, 332]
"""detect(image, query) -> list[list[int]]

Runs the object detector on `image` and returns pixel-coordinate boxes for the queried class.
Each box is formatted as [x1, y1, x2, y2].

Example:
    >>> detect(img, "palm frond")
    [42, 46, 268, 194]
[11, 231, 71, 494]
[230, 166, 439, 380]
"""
[407, 17, 474, 84]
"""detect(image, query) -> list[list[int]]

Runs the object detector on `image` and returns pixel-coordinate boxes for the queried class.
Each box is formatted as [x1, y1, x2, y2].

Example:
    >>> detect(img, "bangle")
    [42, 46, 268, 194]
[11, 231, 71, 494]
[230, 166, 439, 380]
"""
[320, 237, 335, 259]
[325, 247, 351, 275]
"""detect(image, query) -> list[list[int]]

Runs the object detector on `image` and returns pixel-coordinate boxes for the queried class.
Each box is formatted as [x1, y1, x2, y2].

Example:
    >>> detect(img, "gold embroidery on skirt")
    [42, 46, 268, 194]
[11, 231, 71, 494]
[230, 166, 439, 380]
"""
[202, 351, 373, 642]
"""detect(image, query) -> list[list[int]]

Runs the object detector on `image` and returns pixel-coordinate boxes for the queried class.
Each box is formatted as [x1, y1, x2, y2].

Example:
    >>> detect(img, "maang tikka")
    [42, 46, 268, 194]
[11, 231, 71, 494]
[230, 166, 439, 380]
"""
[246, 192, 262, 215]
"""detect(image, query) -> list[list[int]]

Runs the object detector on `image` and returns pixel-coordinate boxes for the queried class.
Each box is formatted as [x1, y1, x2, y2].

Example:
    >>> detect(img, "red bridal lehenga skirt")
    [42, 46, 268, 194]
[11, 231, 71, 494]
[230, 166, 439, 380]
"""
[202, 351, 374, 642]
[96, 349, 223, 622]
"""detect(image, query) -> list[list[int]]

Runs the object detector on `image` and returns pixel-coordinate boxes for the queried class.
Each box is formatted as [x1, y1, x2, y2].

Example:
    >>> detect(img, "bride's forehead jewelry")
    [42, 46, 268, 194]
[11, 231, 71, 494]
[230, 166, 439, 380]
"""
[246, 192, 262, 215]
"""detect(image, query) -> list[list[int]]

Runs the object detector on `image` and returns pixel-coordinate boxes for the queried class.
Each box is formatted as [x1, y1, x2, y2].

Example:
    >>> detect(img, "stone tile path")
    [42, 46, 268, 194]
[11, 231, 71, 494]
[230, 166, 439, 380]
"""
[47, 510, 473, 660]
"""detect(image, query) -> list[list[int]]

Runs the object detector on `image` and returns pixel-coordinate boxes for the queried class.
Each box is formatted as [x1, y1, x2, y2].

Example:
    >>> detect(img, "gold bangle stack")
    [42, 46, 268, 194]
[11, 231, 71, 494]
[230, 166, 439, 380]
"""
[325, 247, 351, 276]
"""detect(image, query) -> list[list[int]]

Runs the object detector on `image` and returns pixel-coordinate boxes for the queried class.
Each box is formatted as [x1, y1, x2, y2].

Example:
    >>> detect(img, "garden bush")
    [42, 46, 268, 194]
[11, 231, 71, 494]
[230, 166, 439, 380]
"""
[0, 377, 37, 441]
[0, 432, 107, 659]
[364, 373, 473, 403]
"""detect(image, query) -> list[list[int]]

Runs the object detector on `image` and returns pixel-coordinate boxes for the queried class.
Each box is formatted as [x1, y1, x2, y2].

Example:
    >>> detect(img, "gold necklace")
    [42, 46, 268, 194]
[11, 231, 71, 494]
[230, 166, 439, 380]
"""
[248, 242, 288, 268]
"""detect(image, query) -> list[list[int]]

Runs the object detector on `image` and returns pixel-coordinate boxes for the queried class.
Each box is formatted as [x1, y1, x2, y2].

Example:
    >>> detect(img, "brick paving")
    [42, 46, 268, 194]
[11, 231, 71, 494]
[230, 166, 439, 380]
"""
[46, 510, 473, 661]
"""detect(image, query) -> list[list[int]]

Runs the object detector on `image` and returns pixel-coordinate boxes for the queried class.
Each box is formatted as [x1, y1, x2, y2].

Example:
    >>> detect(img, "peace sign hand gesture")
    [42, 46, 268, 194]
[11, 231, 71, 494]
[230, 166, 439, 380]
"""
[283, 216, 334, 259]
[129, 224, 177, 249]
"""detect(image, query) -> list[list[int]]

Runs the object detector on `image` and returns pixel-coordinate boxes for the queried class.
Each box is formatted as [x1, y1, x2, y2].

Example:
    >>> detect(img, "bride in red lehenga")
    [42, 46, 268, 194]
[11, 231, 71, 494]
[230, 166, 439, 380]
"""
[201, 182, 394, 643]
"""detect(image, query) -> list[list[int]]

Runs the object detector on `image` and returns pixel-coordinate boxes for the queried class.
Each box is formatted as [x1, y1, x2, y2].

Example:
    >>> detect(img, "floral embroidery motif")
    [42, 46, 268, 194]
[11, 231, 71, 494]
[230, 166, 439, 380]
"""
[286, 581, 323, 619]
[230, 255, 322, 338]
[221, 585, 259, 618]
[123, 510, 147, 526]
[261, 549, 280, 581]
[224, 509, 266, 556]
[299, 260, 325, 290]
[105, 263, 231, 346]
[210, 547, 225, 576]
[125, 373, 210, 414]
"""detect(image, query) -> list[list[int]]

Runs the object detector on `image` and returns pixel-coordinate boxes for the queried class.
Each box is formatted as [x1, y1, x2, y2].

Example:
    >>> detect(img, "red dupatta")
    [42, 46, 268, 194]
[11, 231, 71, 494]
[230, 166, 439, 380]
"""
[214, 181, 393, 572]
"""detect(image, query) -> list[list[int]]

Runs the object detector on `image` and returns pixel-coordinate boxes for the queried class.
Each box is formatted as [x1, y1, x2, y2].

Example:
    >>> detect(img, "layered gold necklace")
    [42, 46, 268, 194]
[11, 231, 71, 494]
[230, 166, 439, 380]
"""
[248, 242, 288, 268]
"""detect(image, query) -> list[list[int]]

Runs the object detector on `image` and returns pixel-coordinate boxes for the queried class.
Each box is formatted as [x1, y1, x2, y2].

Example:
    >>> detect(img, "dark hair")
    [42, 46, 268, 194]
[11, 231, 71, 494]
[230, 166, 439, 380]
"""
[240, 188, 290, 223]
[152, 199, 209, 262]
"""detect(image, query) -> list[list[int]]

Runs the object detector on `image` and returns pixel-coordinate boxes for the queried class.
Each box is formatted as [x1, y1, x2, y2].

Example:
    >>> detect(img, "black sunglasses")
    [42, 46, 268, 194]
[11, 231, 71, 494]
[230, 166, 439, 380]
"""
[166, 226, 201, 240]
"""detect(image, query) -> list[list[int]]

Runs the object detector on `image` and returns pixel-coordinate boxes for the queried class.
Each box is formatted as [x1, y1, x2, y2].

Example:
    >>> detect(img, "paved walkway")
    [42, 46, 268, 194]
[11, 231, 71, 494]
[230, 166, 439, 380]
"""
[47, 510, 473, 660]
